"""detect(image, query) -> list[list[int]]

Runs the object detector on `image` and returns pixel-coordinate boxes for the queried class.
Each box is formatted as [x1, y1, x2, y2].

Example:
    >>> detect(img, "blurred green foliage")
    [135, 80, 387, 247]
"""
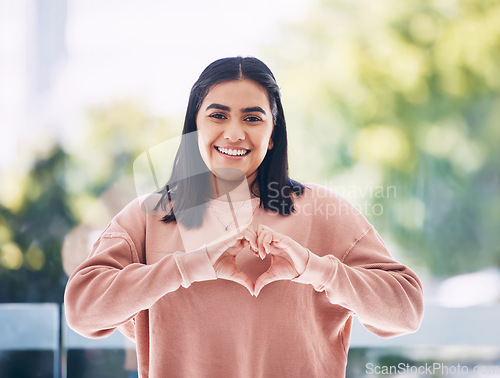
[0, 101, 179, 302]
[0, 148, 74, 302]
[265, 0, 500, 276]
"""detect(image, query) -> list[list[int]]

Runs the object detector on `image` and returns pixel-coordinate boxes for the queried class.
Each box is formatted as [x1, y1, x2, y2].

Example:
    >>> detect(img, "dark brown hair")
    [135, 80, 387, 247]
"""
[156, 56, 306, 228]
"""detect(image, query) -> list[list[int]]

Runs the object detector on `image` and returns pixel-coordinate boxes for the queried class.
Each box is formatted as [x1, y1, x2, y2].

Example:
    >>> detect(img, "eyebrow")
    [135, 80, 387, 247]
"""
[206, 103, 230, 112]
[242, 106, 266, 115]
[205, 103, 266, 115]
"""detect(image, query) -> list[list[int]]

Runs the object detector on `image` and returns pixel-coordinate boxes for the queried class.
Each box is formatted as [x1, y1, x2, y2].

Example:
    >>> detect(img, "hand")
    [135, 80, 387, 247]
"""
[205, 227, 259, 296]
[252, 224, 310, 297]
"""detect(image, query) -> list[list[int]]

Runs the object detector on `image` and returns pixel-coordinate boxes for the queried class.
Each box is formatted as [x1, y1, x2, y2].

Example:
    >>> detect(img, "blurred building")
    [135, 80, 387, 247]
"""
[0, 0, 67, 168]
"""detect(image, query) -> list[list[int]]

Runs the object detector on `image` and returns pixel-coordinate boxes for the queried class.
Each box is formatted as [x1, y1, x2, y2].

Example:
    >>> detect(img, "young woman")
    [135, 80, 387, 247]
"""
[64, 56, 424, 377]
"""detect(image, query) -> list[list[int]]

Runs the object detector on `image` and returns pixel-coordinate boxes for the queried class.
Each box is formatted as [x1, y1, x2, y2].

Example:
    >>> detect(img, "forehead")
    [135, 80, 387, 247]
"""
[202, 79, 270, 109]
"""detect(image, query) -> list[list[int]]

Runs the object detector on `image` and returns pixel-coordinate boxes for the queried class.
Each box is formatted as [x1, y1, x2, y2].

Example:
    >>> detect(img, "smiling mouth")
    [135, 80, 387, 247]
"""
[214, 146, 251, 157]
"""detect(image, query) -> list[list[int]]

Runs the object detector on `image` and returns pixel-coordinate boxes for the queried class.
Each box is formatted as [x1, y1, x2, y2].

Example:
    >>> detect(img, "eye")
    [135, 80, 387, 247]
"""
[209, 113, 227, 120]
[244, 115, 262, 122]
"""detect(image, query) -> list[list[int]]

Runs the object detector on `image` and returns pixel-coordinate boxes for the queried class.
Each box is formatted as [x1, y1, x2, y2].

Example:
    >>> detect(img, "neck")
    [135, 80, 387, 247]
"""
[208, 175, 258, 202]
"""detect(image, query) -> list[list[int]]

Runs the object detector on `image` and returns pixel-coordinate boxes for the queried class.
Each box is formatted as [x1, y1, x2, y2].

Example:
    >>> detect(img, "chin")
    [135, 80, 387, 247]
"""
[213, 167, 247, 182]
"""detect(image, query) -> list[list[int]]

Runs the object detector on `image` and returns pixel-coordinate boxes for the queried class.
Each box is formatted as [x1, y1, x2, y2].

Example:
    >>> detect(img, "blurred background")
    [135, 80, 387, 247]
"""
[1, 0, 499, 377]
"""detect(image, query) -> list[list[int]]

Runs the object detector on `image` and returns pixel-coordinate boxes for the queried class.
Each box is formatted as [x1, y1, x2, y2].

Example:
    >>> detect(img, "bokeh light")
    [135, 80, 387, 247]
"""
[0, 243, 24, 270]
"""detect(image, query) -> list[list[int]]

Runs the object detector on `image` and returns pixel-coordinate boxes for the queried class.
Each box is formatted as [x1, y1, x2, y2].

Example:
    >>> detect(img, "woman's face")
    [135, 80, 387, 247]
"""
[196, 79, 274, 184]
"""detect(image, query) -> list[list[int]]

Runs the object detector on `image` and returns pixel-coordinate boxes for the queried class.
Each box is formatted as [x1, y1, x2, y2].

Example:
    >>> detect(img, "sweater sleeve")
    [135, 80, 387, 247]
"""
[292, 226, 424, 338]
[63, 199, 217, 339]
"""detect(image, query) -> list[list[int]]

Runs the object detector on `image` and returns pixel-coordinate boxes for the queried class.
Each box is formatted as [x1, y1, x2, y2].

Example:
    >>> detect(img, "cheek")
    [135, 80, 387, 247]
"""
[197, 124, 211, 146]
[197, 130, 211, 161]
[197, 123, 216, 146]
[258, 129, 273, 151]
[254, 138, 272, 160]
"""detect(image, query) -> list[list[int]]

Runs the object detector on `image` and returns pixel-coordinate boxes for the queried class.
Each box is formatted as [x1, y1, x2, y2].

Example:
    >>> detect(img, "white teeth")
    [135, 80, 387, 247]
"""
[216, 147, 249, 156]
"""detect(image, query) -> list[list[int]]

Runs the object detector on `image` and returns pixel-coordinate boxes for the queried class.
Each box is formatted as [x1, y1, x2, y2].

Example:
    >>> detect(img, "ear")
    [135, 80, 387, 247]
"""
[268, 139, 274, 150]
[268, 130, 274, 150]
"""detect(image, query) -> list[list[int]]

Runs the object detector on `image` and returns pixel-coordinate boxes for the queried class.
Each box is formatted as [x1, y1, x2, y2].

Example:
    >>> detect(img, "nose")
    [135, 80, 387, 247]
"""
[223, 120, 245, 142]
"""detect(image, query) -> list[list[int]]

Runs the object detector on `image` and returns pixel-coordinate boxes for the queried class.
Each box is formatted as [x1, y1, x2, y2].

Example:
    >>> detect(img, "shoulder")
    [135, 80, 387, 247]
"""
[289, 182, 390, 260]
[295, 182, 359, 211]
[293, 181, 374, 232]
[114, 192, 168, 219]
[115, 195, 146, 219]
[95, 194, 160, 262]
[105, 194, 156, 236]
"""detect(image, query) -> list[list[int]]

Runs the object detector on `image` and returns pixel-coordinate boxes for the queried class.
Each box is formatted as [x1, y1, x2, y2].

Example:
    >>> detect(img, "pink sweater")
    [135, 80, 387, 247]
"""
[64, 182, 424, 377]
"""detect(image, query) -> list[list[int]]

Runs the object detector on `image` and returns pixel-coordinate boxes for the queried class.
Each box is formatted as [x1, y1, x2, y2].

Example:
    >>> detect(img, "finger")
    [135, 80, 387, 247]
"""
[264, 240, 284, 256]
[249, 241, 260, 259]
[259, 226, 285, 259]
[270, 237, 308, 275]
[214, 256, 254, 295]
[259, 224, 279, 235]
[272, 237, 290, 249]
[254, 269, 280, 297]
[242, 227, 259, 258]
[257, 225, 269, 259]
[262, 232, 273, 254]
[241, 237, 250, 249]
[260, 225, 287, 247]
[225, 239, 246, 256]
[243, 227, 259, 253]
[258, 224, 280, 253]
[227, 236, 254, 258]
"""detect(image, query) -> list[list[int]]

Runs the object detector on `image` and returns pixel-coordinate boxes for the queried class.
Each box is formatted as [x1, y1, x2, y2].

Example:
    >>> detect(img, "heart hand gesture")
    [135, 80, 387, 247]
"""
[252, 224, 309, 296]
[205, 224, 309, 297]
[205, 227, 258, 296]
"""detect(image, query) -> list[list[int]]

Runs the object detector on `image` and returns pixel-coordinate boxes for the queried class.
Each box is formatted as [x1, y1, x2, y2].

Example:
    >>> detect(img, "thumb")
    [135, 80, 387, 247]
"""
[225, 270, 255, 296]
[254, 268, 280, 297]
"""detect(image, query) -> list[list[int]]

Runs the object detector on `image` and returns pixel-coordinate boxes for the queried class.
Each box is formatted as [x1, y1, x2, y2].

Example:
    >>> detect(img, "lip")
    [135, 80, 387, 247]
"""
[215, 145, 251, 151]
[214, 145, 251, 159]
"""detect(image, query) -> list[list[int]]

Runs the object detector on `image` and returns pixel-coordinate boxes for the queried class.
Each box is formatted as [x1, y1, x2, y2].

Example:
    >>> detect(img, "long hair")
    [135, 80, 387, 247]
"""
[158, 56, 306, 228]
